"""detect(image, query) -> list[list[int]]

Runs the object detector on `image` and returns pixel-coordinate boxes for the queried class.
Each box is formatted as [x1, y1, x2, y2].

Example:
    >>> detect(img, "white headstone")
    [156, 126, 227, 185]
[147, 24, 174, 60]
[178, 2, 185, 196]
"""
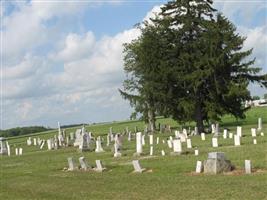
[47, 139, 52, 150]
[251, 128, 257, 137]
[106, 135, 110, 146]
[258, 118, 262, 131]
[245, 160, 251, 174]
[149, 135, 153, 145]
[95, 138, 104, 153]
[212, 138, 218, 147]
[167, 140, 173, 148]
[142, 135, 145, 146]
[19, 148, 23, 155]
[201, 133, 205, 141]
[196, 161, 202, 173]
[136, 132, 143, 155]
[223, 129, 228, 139]
[113, 142, 121, 158]
[195, 149, 199, 156]
[132, 160, 145, 173]
[260, 132, 264, 136]
[186, 138, 192, 149]
[229, 132, 233, 139]
[33, 138, 37, 146]
[253, 139, 257, 144]
[211, 124, 216, 134]
[156, 137, 159, 144]
[7, 144, 11, 156]
[234, 135, 240, 146]
[94, 160, 106, 172]
[150, 146, 153, 156]
[237, 126, 242, 137]
[79, 157, 91, 170]
[161, 150, 165, 156]
[15, 148, 18, 155]
[40, 141, 45, 149]
[128, 132, 131, 141]
[172, 139, 182, 153]
[68, 157, 76, 171]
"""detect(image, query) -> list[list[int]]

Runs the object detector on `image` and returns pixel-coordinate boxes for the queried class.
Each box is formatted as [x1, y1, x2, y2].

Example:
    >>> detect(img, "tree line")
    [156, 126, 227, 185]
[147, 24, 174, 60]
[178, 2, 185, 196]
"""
[0, 126, 52, 137]
[119, 0, 267, 133]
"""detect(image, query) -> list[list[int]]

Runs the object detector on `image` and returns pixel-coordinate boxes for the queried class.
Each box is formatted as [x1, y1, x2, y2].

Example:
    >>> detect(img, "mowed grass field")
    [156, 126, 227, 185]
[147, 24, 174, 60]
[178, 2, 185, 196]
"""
[1, 107, 267, 200]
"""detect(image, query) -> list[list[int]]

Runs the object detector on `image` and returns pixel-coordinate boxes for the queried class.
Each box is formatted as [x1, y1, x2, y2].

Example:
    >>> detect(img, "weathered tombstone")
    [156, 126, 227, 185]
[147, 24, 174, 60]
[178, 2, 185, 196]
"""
[201, 133, 206, 141]
[19, 148, 23, 155]
[260, 132, 264, 136]
[253, 139, 257, 144]
[215, 123, 219, 136]
[149, 146, 153, 156]
[106, 135, 110, 146]
[79, 157, 91, 170]
[251, 128, 257, 137]
[212, 138, 218, 147]
[149, 135, 153, 145]
[211, 124, 216, 134]
[47, 139, 52, 150]
[134, 126, 138, 133]
[234, 135, 241, 146]
[68, 157, 76, 171]
[33, 138, 37, 146]
[167, 140, 172, 148]
[161, 150, 165, 156]
[196, 161, 202, 173]
[113, 142, 121, 158]
[204, 152, 233, 174]
[94, 160, 106, 172]
[171, 139, 182, 155]
[15, 148, 18, 156]
[40, 141, 45, 149]
[229, 132, 233, 139]
[134, 132, 143, 156]
[223, 129, 228, 139]
[27, 137, 32, 146]
[186, 138, 192, 149]
[7, 144, 11, 156]
[156, 137, 159, 144]
[178, 133, 186, 142]
[128, 132, 131, 141]
[194, 127, 199, 135]
[0, 137, 8, 155]
[95, 137, 104, 153]
[245, 160, 251, 174]
[175, 130, 179, 138]
[132, 160, 145, 173]
[162, 139, 165, 144]
[195, 149, 199, 156]
[257, 118, 262, 131]
[237, 126, 242, 137]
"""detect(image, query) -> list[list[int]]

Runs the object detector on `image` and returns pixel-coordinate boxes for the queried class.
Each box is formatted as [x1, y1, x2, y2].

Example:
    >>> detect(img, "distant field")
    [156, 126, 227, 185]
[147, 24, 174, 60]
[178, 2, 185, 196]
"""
[1, 107, 267, 200]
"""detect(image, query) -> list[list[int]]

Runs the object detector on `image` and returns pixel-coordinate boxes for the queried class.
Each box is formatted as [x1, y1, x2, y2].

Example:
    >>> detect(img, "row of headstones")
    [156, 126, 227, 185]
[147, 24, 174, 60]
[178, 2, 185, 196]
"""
[0, 142, 23, 156]
[67, 157, 145, 173]
[195, 152, 253, 174]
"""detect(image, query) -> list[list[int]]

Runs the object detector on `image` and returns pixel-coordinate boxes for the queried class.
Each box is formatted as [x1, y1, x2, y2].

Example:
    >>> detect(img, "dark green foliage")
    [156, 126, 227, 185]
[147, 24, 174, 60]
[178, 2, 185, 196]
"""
[0, 126, 51, 137]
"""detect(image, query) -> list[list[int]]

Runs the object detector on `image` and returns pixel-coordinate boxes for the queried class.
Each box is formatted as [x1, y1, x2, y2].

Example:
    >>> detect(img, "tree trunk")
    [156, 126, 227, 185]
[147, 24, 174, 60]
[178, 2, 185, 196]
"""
[195, 102, 204, 134]
[148, 108, 156, 133]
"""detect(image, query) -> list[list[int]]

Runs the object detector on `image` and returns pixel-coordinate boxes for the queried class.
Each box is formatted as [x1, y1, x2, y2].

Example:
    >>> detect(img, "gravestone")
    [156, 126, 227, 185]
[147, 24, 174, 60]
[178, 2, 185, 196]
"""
[260, 132, 264, 136]
[186, 138, 192, 149]
[212, 138, 218, 147]
[195, 149, 199, 156]
[27, 137, 32, 146]
[47, 139, 53, 150]
[156, 137, 159, 144]
[134, 132, 143, 156]
[149, 135, 153, 145]
[258, 118, 262, 131]
[196, 161, 202, 173]
[128, 132, 132, 141]
[171, 139, 182, 155]
[234, 135, 240, 146]
[142, 135, 145, 146]
[237, 126, 242, 137]
[245, 160, 251, 174]
[229, 132, 233, 139]
[194, 127, 199, 135]
[68, 157, 76, 171]
[19, 148, 23, 155]
[161, 150, 165, 156]
[204, 152, 233, 174]
[253, 139, 257, 144]
[95, 137, 104, 153]
[215, 123, 219, 136]
[113, 142, 122, 158]
[79, 157, 91, 170]
[33, 138, 37, 146]
[15, 148, 18, 155]
[106, 135, 110, 146]
[211, 124, 216, 134]
[251, 128, 257, 137]
[150, 146, 153, 156]
[40, 141, 45, 149]
[201, 133, 206, 141]
[0, 137, 8, 155]
[132, 160, 145, 173]
[94, 160, 106, 172]
[167, 140, 172, 148]
[223, 129, 228, 139]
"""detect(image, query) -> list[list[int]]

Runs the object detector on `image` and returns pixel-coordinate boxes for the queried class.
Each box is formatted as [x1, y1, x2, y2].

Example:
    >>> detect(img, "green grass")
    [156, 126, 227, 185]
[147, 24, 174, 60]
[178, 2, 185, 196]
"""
[1, 107, 267, 200]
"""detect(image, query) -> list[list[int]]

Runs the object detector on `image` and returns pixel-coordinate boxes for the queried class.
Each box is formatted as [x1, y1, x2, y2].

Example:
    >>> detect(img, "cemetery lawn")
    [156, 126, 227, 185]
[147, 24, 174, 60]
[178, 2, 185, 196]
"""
[1, 107, 267, 200]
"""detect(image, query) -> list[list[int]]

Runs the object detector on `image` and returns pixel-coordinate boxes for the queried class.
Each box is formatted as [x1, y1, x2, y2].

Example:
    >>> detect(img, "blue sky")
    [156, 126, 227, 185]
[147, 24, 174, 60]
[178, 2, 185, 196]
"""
[1, 0, 266, 129]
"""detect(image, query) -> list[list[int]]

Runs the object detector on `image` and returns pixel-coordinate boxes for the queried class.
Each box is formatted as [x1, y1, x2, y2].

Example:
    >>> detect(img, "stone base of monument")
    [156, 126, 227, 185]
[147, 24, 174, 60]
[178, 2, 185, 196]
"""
[203, 152, 234, 174]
